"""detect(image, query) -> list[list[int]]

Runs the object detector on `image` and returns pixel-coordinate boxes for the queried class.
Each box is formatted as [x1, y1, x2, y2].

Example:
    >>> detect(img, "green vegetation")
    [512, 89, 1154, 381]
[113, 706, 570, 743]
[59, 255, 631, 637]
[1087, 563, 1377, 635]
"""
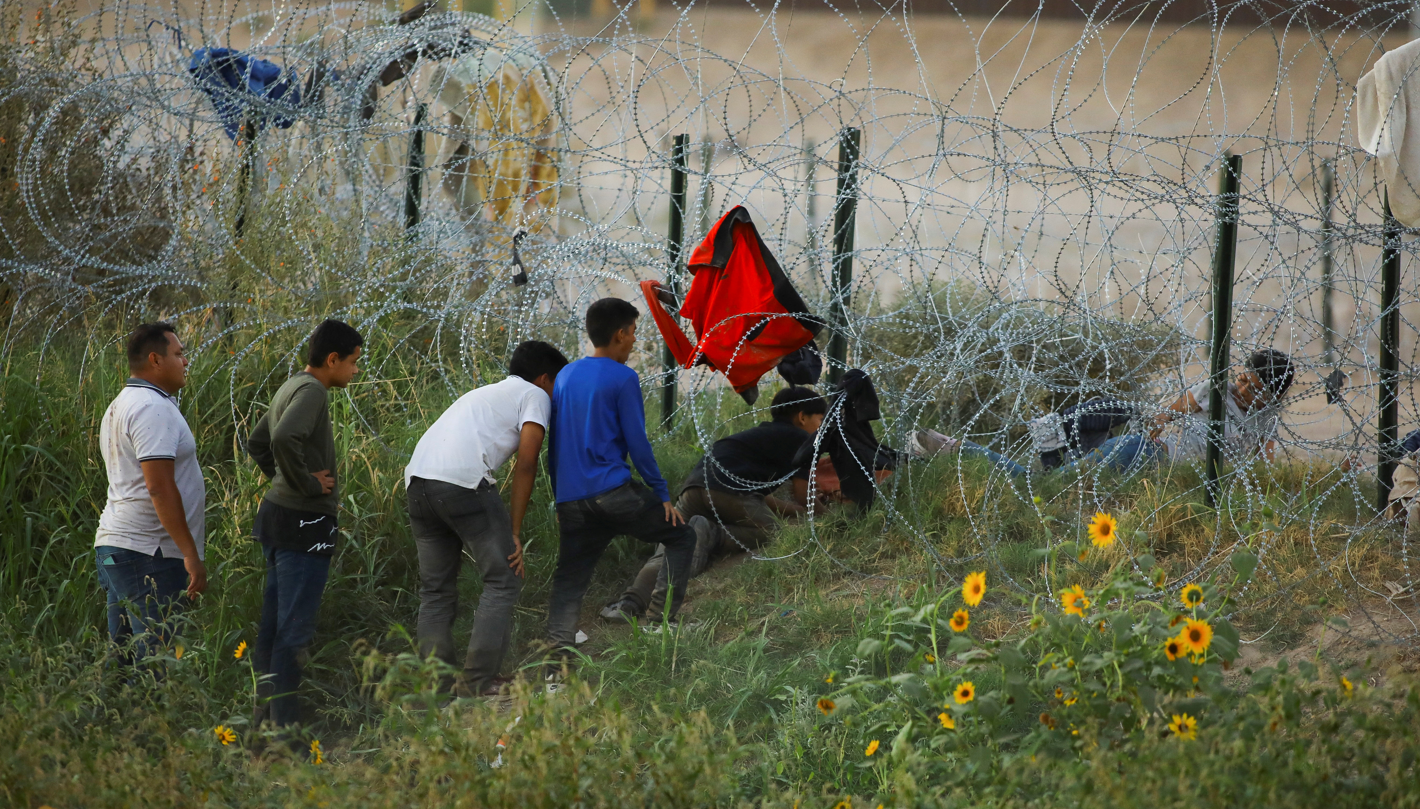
[3, 330, 1419, 809]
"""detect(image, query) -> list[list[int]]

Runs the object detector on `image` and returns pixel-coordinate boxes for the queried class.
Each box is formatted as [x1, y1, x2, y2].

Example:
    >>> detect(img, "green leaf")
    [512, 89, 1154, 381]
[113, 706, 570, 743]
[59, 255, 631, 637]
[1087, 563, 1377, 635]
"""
[945, 635, 974, 655]
[1136, 554, 1156, 570]
[856, 638, 884, 658]
[1230, 550, 1260, 581]
[997, 645, 1026, 670]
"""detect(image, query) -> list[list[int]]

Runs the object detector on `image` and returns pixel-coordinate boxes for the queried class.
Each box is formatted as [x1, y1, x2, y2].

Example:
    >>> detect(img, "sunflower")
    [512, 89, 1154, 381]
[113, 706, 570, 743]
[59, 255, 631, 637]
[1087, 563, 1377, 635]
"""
[309, 739, 324, 765]
[924, 652, 936, 663]
[1087, 512, 1118, 548]
[865, 739, 880, 757]
[962, 571, 987, 607]
[817, 697, 836, 715]
[234, 640, 248, 660]
[1063, 695, 1078, 706]
[1168, 713, 1198, 741]
[1180, 584, 1204, 609]
[938, 711, 955, 730]
[949, 609, 970, 632]
[1039, 712, 1056, 730]
[1180, 618, 1213, 655]
[1164, 637, 1184, 661]
[214, 725, 236, 746]
[1060, 585, 1090, 617]
[1054, 687, 1064, 700]
[825, 672, 835, 684]
[954, 681, 976, 705]
[1340, 676, 1354, 696]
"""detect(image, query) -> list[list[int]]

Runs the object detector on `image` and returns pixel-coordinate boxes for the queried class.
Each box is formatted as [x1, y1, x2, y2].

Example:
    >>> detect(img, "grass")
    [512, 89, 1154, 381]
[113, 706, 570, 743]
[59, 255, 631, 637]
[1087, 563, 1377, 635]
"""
[3, 324, 1417, 807]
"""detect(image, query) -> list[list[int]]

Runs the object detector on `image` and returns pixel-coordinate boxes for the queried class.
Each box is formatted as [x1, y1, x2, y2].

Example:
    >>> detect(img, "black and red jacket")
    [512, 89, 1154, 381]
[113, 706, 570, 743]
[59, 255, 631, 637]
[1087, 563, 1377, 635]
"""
[641, 206, 823, 402]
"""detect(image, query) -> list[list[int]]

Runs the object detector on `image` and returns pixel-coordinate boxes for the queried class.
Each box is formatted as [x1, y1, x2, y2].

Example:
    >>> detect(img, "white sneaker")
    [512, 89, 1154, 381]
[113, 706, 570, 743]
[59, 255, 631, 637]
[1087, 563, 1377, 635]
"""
[909, 429, 958, 458]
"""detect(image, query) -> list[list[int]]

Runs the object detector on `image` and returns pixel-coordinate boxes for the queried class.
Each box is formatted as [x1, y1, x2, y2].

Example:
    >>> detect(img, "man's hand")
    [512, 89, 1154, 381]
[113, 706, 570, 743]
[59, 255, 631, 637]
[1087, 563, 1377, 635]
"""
[185, 556, 208, 598]
[312, 469, 335, 494]
[508, 534, 525, 578]
[663, 502, 686, 525]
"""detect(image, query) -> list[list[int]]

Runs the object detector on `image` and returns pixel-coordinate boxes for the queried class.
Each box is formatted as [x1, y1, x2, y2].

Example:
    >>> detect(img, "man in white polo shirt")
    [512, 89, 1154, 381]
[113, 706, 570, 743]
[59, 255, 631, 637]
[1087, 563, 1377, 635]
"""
[405, 340, 568, 697]
[95, 322, 207, 666]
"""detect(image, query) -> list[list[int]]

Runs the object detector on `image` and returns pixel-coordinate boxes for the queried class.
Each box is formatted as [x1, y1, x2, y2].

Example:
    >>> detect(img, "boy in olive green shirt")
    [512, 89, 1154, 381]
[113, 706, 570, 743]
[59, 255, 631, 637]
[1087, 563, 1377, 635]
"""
[247, 319, 362, 729]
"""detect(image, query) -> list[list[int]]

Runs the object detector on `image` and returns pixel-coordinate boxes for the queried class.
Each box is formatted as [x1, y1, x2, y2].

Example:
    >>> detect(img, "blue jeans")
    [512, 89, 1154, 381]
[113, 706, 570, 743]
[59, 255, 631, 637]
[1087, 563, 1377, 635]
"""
[547, 481, 696, 654]
[1065, 434, 1162, 474]
[253, 545, 331, 727]
[960, 440, 1028, 478]
[95, 545, 189, 666]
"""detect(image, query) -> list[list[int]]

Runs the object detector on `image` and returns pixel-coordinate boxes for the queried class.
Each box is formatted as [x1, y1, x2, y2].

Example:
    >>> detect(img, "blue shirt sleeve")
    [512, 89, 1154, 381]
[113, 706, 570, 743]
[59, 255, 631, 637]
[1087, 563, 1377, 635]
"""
[618, 374, 670, 502]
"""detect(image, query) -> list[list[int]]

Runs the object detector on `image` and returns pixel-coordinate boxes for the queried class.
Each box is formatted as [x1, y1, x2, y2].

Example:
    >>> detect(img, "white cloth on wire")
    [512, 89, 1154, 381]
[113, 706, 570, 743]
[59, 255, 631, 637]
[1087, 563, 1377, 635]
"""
[1357, 38, 1420, 227]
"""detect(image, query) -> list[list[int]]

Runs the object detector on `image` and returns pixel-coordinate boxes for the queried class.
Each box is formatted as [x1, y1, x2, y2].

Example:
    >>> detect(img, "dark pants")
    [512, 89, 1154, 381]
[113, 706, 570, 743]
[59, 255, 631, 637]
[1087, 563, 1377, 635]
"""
[254, 544, 331, 727]
[622, 486, 777, 615]
[546, 481, 696, 651]
[95, 545, 188, 666]
[407, 476, 522, 691]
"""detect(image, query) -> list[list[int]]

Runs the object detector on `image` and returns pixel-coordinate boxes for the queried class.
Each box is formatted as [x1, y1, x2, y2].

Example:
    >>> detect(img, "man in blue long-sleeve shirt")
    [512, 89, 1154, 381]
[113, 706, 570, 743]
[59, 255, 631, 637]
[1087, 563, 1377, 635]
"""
[544, 298, 698, 658]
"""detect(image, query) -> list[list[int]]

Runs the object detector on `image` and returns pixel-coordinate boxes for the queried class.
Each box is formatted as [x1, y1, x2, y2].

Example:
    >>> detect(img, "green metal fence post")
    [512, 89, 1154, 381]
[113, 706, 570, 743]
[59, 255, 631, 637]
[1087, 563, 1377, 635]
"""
[826, 127, 861, 386]
[1206, 153, 1242, 508]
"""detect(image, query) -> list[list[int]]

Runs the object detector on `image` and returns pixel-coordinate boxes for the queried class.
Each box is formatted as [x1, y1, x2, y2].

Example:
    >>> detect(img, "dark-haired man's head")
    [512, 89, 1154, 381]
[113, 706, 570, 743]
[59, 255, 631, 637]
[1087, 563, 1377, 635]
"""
[305, 319, 363, 389]
[1234, 348, 1294, 410]
[509, 340, 571, 395]
[771, 385, 827, 433]
[586, 298, 639, 363]
[126, 322, 187, 394]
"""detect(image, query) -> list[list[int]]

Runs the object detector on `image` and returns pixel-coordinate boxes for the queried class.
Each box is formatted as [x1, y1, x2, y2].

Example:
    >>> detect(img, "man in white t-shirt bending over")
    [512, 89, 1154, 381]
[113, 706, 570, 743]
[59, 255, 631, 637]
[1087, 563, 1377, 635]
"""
[95, 322, 208, 667]
[404, 340, 569, 697]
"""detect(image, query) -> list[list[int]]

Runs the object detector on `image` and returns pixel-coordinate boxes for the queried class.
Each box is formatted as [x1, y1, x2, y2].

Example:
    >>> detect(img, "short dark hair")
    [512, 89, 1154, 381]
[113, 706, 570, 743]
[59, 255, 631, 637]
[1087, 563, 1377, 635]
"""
[585, 298, 639, 347]
[770, 386, 828, 423]
[307, 319, 364, 367]
[1248, 348, 1294, 399]
[509, 340, 570, 383]
[126, 322, 177, 371]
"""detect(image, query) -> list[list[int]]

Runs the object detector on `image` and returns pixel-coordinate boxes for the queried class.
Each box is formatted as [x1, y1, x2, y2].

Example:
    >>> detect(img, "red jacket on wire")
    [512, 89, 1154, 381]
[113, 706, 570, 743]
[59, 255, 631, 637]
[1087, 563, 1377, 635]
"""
[641, 206, 823, 403]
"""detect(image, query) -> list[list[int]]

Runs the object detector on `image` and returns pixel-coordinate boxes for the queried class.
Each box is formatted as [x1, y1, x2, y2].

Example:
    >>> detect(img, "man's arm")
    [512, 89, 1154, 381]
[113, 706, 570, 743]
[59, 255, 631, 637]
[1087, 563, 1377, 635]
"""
[270, 384, 330, 497]
[506, 421, 546, 577]
[767, 492, 806, 517]
[140, 459, 207, 597]
[617, 378, 682, 524]
[247, 412, 277, 479]
[1149, 390, 1202, 440]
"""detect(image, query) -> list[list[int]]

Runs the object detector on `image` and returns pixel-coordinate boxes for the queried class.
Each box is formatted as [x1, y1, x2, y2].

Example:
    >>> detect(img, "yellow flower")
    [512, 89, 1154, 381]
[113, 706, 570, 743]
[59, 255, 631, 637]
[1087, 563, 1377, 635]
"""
[310, 739, 324, 765]
[1168, 713, 1198, 740]
[214, 725, 236, 746]
[962, 571, 987, 607]
[174, 644, 185, 660]
[1087, 512, 1117, 548]
[938, 711, 955, 730]
[1054, 687, 1064, 700]
[817, 697, 836, 715]
[865, 739, 880, 757]
[1340, 676, 1354, 696]
[1180, 584, 1204, 609]
[234, 640, 248, 660]
[1063, 695, 1078, 706]
[1180, 618, 1213, 655]
[954, 681, 976, 705]
[833, 801, 851, 809]
[1164, 637, 1184, 661]
[1060, 585, 1090, 617]
[949, 609, 970, 632]
[924, 652, 936, 663]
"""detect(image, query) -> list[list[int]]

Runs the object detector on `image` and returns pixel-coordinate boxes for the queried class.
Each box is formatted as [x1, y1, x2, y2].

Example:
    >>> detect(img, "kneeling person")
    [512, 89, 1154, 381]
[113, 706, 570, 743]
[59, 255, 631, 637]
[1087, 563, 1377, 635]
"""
[602, 386, 826, 622]
[405, 341, 568, 696]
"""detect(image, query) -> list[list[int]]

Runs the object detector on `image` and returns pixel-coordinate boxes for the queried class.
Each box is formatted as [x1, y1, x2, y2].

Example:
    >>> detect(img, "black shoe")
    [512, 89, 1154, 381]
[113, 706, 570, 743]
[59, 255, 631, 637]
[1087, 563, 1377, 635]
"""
[599, 598, 643, 623]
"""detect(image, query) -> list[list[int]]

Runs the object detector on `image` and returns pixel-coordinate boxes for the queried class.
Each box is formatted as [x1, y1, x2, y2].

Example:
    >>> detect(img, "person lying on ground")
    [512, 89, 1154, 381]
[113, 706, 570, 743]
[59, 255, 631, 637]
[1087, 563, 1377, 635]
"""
[600, 386, 828, 623]
[404, 340, 569, 697]
[246, 319, 362, 729]
[543, 298, 698, 663]
[908, 348, 1296, 477]
[95, 322, 207, 670]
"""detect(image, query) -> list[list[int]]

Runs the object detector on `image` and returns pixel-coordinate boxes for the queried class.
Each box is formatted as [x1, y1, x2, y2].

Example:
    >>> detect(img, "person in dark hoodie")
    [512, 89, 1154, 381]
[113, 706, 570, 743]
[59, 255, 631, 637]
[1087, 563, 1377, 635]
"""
[247, 319, 362, 729]
[600, 386, 827, 622]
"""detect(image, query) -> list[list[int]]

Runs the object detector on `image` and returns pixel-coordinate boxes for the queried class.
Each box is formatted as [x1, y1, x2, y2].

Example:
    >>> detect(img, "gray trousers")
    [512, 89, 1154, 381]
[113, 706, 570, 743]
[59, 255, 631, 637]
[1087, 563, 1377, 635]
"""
[407, 476, 522, 690]
[622, 486, 778, 615]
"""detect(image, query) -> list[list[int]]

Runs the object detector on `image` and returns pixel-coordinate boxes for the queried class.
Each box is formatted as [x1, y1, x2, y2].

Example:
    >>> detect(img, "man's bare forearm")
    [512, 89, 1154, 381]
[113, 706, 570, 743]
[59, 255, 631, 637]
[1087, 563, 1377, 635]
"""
[510, 463, 536, 538]
[766, 495, 805, 518]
